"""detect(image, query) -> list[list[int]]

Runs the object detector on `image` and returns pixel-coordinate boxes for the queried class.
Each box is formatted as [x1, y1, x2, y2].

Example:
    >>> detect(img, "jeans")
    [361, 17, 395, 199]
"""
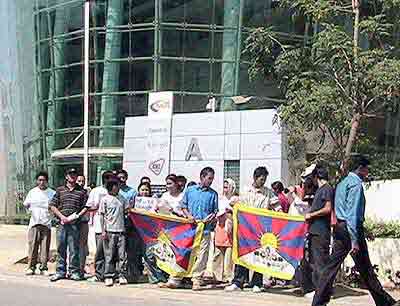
[232, 265, 263, 289]
[312, 221, 396, 306]
[95, 233, 105, 281]
[56, 223, 80, 276]
[103, 232, 127, 279]
[308, 233, 330, 290]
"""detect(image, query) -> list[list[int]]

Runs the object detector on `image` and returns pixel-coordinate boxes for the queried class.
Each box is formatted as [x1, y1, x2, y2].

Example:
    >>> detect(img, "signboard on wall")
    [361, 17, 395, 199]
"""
[143, 92, 174, 184]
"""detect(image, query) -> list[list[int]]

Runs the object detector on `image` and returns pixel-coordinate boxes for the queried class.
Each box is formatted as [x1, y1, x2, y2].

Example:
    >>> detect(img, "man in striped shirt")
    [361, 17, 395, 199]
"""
[49, 168, 89, 282]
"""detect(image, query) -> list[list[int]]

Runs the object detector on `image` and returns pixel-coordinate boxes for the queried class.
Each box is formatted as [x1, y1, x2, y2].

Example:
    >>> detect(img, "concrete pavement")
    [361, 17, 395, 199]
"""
[1, 224, 399, 306]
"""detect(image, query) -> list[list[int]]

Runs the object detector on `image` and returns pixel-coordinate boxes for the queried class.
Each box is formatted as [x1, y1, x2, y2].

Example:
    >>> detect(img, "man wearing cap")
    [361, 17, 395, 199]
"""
[303, 167, 333, 299]
[49, 168, 89, 282]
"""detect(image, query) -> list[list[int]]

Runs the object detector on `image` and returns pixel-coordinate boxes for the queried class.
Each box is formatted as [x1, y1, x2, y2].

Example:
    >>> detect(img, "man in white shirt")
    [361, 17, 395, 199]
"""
[23, 171, 56, 276]
[86, 170, 115, 282]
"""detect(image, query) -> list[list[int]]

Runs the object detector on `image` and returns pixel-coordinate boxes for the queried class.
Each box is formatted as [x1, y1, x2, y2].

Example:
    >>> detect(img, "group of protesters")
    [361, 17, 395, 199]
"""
[22, 158, 398, 306]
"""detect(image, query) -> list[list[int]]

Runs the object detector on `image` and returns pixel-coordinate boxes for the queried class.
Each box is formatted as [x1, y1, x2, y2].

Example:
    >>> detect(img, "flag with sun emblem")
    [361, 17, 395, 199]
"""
[232, 205, 307, 280]
[129, 209, 204, 277]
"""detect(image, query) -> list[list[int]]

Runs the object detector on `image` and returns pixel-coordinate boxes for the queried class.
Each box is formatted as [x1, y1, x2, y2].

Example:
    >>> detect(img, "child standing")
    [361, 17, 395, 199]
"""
[100, 179, 128, 287]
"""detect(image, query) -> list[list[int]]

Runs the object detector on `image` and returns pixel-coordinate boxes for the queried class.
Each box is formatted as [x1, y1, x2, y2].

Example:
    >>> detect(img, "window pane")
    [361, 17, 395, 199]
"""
[184, 31, 211, 58]
[185, 0, 212, 24]
[161, 28, 184, 57]
[162, 0, 184, 23]
[123, 0, 155, 24]
[119, 60, 154, 91]
[176, 95, 209, 113]
[184, 61, 210, 92]
[121, 30, 154, 58]
[59, 98, 83, 128]
[160, 60, 183, 91]
[63, 65, 83, 97]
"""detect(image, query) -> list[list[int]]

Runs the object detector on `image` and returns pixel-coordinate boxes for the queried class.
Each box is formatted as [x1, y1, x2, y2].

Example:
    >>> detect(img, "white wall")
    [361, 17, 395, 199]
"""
[364, 179, 399, 222]
[123, 109, 288, 193]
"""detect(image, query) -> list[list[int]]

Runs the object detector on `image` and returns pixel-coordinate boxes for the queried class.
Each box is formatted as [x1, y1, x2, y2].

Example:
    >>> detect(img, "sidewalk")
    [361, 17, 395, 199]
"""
[1, 224, 399, 306]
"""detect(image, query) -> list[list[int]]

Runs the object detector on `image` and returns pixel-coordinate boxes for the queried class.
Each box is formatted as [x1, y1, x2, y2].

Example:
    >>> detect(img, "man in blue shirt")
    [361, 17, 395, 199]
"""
[164, 167, 218, 291]
[312, 158, 397, 306]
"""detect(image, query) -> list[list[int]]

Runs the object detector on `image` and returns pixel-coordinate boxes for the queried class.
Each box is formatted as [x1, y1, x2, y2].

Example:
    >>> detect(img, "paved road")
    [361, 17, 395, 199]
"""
[1, 268, 394, 306]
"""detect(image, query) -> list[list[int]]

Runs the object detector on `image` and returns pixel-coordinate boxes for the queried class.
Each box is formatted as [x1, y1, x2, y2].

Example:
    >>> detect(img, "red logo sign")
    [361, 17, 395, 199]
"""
[149, 159, 165, 176]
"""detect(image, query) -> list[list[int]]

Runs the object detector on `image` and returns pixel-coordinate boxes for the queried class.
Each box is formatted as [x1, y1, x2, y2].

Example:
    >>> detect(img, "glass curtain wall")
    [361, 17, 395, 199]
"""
[34, 0, 400, 185]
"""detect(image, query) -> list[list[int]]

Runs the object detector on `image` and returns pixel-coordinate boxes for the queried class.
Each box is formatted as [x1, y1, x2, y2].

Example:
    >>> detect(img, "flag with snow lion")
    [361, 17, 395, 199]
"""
[129, 209, 204, 277]
[232, 205, 307, 280]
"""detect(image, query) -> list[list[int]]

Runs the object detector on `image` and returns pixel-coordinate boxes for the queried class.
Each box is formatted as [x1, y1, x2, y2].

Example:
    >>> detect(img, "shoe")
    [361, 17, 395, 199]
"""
[159, 281, 180, 289]
[105, 278, 113, 287]
[70, 274, 82, 281]
[119, 276, 128, 285]
[87, 276, 101, 283]
[224, 284, 242, 291]
[252, 285, 264, 293]
[39, 270, 49, 276]
[25, 268, 35, 276]
[50, 274, 65, 282]
[305, 291, 315, 299]
[192, 281, 202, 291]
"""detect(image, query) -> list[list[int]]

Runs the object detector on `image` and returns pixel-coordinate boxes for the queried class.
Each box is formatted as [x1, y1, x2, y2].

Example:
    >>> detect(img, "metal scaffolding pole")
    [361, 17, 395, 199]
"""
[83, 0, 90, 187]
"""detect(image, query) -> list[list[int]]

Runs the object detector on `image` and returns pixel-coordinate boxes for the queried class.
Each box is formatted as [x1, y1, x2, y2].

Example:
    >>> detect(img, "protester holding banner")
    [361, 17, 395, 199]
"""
[226, 166, 279, 293]
[303, 167, 333, 299]
[164, 167, 218, 290]
[87, 170, 115, 283]
[133, 182, 169, 284]
[158, 174, 184, 216]
[212, 178, 237, 283]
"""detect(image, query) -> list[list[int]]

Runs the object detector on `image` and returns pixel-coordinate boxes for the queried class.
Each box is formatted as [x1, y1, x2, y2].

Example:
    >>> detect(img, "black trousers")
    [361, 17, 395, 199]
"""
[232, 265, 262, 288]
[312, 221, 396, 306]
[308, 233, 330, 290]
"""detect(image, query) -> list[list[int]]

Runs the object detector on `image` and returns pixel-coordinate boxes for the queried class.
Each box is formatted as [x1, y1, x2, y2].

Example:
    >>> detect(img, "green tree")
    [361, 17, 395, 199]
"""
[244, 0, 400, 178]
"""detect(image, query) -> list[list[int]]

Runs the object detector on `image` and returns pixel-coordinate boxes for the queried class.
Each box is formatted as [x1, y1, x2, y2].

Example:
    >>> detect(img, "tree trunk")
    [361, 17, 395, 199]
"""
[342, 113, 361, 175]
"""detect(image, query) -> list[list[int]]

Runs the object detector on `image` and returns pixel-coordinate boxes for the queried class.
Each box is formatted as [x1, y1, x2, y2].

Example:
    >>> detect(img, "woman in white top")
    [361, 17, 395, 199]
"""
[158, 174, 184, 216]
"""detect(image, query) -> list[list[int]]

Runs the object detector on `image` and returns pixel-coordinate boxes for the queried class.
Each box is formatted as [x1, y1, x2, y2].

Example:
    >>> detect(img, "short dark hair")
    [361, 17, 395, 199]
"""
[117, 169, 128, 178]
[166, 174, 178, 183]
[102, 170, 115, 185]
[200, 167, 215, 178]
[138, 181, 152, 195]
[187, 181, 197, 187]
[106, 179, 120, 193]
[355, 156, 370, 169]
[316, 167, 329, 181]
[253, 166, 269, 179]
[36, 171, 49, 181]
[271, 181, 284, 193]
[140, 176, 151, 183]
[176, 175, 187, 184]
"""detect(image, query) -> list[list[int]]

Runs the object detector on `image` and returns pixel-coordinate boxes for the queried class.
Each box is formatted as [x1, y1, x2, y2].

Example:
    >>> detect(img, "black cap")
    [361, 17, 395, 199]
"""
[65, 168, 78, 176]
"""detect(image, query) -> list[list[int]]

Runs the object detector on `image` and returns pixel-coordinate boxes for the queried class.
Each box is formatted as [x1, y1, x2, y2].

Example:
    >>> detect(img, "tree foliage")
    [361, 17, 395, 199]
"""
[244, 0, 400, 179]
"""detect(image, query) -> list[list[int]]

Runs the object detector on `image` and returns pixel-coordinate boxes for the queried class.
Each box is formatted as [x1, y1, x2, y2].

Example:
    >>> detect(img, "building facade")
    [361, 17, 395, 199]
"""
[0, 0, 399, 215]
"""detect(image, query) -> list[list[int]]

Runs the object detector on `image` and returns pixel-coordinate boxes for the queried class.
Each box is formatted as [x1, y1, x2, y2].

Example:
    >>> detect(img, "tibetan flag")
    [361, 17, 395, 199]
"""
[129, 209, 204, 277]
[232, 205, 307, 280]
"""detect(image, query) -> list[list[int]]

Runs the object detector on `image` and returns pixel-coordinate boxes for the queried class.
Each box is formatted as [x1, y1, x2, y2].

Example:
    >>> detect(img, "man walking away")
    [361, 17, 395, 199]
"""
[100, 179, 128, 287]
[23, 171, 55, 276]
[304, 167, 333, 299]
[49, 168, 89, 282]
[312, 158, 398, 306]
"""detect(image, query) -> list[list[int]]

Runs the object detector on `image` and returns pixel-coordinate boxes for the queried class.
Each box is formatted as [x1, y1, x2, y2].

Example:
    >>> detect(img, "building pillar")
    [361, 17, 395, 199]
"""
[220, 0, 241, 111]
[98, 0, 124, 177]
